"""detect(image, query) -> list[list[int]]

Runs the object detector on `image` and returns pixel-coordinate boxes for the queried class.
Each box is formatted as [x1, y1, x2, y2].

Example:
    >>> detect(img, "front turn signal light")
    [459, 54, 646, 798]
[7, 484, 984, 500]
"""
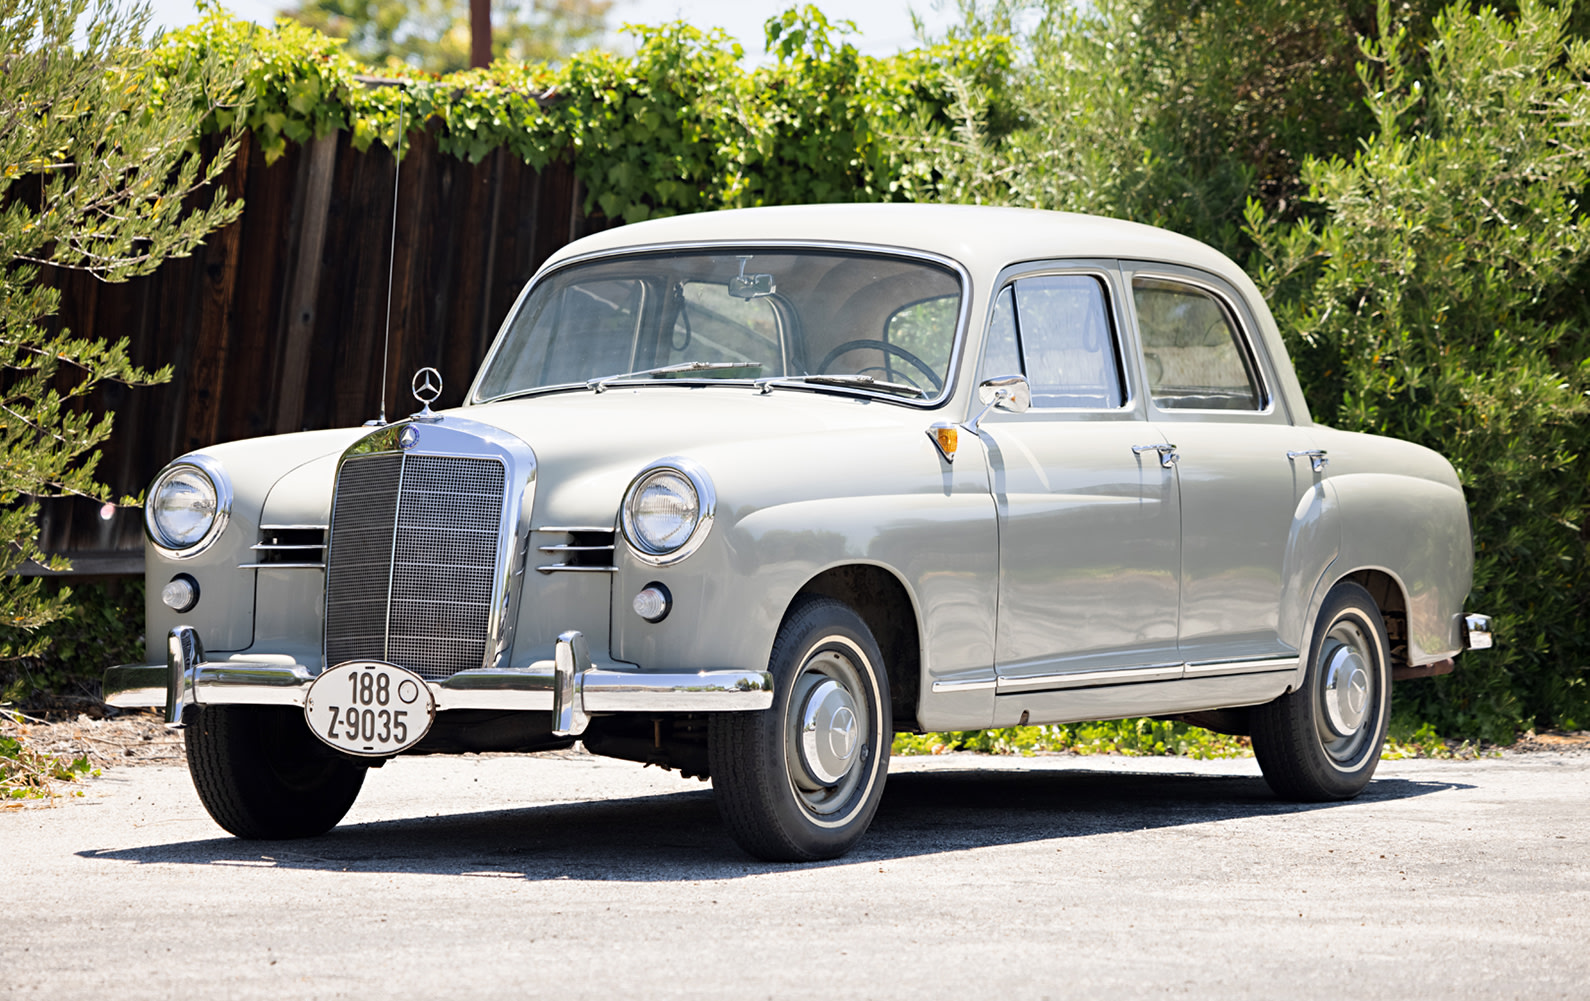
[928, 423, 958, 463]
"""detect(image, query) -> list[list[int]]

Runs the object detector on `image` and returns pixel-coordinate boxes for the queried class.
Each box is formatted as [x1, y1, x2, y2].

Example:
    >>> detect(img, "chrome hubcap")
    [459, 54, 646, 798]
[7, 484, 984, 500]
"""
[798, 679, 860, 785]
[1314, 617, 1381, 768]
[1322, 645, 1370, 736]
[785, 643, 874, 818]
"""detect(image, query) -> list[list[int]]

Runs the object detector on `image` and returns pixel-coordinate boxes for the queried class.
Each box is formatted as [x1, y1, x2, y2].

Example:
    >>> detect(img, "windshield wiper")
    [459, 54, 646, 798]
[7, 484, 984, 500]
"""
[754, 374, 926, 399]
[588, 361, 762, 393]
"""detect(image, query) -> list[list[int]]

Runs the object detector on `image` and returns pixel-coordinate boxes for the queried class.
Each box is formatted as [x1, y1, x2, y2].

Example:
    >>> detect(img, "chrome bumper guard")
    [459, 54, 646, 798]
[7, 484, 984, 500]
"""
[104, 626, 774, 738]
[1463, 613, 1494, 651]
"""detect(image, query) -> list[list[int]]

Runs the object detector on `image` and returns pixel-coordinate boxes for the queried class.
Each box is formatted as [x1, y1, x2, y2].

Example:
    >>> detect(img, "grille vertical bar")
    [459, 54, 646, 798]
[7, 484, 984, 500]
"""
[324, 452, 508, 681]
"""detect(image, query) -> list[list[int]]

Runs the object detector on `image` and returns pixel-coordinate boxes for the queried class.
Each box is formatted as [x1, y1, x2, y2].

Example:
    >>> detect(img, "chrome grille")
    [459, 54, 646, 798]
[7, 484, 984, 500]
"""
[323, 452, 507, 681]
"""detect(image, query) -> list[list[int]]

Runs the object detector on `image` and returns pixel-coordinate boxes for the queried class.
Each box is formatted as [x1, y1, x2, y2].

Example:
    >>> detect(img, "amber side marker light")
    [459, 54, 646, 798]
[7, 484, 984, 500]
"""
[927, 423, 959, 462]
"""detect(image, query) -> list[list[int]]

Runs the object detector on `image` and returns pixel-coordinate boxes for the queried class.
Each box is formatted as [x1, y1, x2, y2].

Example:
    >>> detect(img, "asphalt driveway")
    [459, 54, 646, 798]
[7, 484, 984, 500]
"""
[4, 749, 1586, 999]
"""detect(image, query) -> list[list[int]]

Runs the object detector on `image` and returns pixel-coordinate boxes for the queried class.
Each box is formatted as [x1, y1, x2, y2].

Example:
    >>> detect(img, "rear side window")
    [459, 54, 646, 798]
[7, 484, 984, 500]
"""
[1133, 278, 1262, 411]
[980, 275, 1125, 409]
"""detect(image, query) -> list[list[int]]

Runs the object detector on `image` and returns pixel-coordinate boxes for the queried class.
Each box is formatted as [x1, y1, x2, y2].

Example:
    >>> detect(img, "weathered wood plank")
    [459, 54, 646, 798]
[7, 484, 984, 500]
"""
[271, 132, 339, 434]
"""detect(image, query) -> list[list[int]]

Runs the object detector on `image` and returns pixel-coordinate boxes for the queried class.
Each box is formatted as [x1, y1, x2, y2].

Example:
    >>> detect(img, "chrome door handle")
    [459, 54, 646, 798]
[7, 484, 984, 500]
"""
[1133, 443, 1178, 468]
[1287, 449, 1329, 472]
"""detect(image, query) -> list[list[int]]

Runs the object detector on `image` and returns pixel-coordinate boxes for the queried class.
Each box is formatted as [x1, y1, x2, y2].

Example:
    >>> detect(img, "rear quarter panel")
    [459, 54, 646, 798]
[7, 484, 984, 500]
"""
[1312, 427, 1474, 662]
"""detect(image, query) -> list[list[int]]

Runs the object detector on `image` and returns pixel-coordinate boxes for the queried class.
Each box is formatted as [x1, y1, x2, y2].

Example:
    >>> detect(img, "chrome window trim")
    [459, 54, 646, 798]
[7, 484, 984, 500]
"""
[619, 456, 717, 567]
[324, 417, 538, 674]
[466, 240, 973, 411]
[1127, 269, 1276, 417]
[984, 267, 1136, 416]
[144, 453, 233, 560]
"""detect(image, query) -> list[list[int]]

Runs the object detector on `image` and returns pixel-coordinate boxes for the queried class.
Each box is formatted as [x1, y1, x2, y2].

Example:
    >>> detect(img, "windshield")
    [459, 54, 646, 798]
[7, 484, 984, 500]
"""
[473, 248, 964, 403]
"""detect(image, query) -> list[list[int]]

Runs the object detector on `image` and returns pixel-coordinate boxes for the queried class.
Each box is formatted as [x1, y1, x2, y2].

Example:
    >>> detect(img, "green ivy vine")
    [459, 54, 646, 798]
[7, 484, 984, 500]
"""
[154, 5, 1012, 223]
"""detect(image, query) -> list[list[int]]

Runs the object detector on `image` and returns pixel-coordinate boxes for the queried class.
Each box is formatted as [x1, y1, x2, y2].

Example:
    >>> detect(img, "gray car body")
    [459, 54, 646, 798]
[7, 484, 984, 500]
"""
[133, 204, 1474, 733]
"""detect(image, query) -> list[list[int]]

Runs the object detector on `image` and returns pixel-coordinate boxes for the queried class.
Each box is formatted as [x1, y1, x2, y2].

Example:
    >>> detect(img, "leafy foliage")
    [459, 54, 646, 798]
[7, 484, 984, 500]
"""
[2, 0, 245, 643]
[894, 719, 1253, 758]
[1, 582, 146, 703]
[1247, 0, 1590, 741]
[1, 710, 94, 801]
[282, 0, 610, 75]
[157, 6, 1012, 220]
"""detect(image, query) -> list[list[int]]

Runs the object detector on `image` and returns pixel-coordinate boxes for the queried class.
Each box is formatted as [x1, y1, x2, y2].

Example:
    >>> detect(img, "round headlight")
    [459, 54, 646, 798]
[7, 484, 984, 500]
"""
[621, 459, 715, 565]
[145, 457, 230, 556]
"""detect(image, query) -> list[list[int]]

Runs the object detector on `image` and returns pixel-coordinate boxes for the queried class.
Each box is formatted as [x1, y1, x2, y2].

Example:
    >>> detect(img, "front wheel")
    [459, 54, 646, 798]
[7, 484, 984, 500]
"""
[709, 597, 892, 861]
[186, 705, 368, 838]
[1252, 582, 1391, 801]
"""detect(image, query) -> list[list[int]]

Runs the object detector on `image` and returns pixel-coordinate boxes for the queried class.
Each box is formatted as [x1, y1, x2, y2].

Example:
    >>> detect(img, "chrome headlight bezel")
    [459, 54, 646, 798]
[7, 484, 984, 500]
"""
[620, 457, 716, 566]
[144, 454, 232, 559]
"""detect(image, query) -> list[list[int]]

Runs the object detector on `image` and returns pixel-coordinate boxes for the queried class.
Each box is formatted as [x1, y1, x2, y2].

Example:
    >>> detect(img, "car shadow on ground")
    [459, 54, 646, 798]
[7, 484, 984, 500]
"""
[80, 767, 1469, 880]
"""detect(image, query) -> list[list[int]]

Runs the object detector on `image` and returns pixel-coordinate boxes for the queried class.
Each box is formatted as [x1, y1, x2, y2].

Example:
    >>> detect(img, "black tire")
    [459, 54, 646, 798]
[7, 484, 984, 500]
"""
[1252, 582, 1392, 801]
[185, 705, 367, 838]
[709, 597, 892, 862]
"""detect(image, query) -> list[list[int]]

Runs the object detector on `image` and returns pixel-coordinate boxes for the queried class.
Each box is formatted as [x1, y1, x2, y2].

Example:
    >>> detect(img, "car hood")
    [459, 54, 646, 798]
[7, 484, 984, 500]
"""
[448, 386, 946, 525]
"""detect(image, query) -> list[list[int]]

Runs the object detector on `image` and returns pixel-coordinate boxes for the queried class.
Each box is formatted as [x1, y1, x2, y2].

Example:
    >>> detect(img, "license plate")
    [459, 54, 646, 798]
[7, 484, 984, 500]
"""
[305, 661, 436, 757]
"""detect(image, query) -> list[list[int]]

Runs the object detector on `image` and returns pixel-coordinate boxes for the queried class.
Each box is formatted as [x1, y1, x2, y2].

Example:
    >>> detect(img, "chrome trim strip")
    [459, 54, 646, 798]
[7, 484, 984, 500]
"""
[239, 562, 326, 570]
[145, 454, 234, 560]
[536, 564, 617, 573]
[538, 544, 614, 553]
[249, 543, 326, 551]
[536, 525, 616, 534]
[1182, 657, 1299, 678]
[997, 663, 1186, 695]
[996, 656, 1300, 695]
[467, 240, 974, 412]
[930, 678, 997, 693]
[259, 524, 329, 531]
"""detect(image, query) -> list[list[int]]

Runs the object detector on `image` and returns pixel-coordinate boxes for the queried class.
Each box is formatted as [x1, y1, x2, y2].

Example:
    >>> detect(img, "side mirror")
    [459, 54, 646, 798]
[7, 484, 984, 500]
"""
[966, 374, 1031, 431]
[978, 374, 1031, 414]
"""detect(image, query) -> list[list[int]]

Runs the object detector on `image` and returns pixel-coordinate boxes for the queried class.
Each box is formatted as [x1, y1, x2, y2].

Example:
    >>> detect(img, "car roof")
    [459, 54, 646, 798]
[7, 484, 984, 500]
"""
[534, 203, 1312, 425]
[542, 203, 1242, 280]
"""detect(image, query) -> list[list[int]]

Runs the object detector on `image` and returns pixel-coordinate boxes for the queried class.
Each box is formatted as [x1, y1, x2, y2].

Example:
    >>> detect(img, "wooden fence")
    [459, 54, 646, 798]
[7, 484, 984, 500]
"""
[33, 127, 610, 572]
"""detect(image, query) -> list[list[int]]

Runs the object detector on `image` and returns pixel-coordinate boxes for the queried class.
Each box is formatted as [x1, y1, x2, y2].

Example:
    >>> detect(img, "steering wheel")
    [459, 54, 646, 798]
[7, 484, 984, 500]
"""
[815, 340, 943, 392]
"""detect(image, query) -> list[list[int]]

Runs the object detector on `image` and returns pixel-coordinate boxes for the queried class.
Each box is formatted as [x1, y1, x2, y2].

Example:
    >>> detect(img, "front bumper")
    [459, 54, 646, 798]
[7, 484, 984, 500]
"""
[104, 626, 773, 738]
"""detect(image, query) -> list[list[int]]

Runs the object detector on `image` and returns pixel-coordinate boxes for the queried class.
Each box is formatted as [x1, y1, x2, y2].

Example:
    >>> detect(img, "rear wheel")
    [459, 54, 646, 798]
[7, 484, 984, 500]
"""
[1252, 582, 1391, 801]
[709, 597, 891, 861]
[186, 705, 367, 838]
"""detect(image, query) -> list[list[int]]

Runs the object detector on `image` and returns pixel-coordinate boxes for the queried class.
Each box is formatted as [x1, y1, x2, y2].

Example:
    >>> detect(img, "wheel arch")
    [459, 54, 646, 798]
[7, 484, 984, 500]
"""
[791, 562, 922, 733]
[1336, 567, 1410, 669]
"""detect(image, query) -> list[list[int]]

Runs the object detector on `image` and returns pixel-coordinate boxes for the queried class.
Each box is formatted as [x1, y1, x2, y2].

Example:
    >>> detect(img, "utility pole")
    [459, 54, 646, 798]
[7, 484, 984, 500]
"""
[470, 0, 491, 68]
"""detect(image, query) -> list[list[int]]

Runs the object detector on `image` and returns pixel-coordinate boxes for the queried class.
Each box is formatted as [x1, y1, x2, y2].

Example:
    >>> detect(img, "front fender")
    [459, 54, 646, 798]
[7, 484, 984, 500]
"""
[608, 445, 998, 698]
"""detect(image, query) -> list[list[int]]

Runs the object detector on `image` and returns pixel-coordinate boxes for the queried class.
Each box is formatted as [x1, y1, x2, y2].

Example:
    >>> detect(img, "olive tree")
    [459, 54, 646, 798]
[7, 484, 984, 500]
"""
[1, 0, 245, 654]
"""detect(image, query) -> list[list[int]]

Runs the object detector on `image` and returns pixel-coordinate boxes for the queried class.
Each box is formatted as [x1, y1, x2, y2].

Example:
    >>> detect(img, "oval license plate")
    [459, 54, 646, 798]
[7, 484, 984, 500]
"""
[305, 661, 436, 757]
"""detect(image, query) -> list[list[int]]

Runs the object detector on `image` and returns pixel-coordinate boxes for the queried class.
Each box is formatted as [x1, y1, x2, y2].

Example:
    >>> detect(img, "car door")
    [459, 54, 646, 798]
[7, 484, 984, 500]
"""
[1124, 266, 1328, 667]
[973, 265, 1182, 692]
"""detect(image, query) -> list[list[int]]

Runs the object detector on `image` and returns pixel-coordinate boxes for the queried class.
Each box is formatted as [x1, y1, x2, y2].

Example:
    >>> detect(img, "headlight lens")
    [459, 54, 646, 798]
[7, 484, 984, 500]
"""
[621, 459, 715, 565]
[626, 469, 700, 554]
[146, 462, 223, 553]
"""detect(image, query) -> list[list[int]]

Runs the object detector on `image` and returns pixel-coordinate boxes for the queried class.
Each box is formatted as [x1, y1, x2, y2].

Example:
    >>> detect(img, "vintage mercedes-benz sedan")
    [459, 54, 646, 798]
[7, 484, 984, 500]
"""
[105, 204, 1490, 861]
